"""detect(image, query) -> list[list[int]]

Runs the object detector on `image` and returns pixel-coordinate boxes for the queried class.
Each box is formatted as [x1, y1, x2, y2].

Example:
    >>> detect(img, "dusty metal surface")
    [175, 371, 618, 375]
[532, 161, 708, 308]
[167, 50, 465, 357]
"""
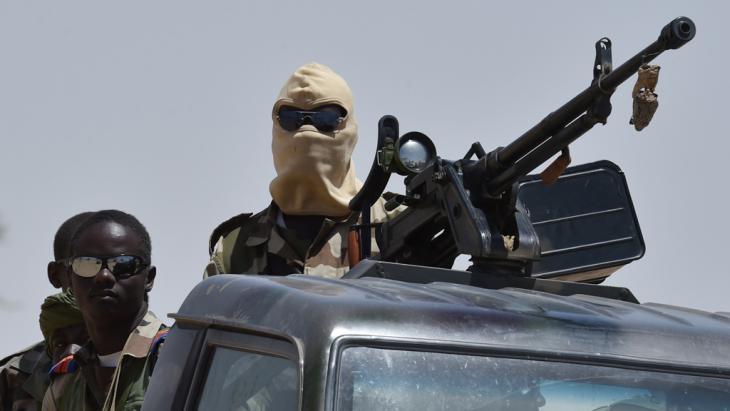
[177, 274, 730, 371]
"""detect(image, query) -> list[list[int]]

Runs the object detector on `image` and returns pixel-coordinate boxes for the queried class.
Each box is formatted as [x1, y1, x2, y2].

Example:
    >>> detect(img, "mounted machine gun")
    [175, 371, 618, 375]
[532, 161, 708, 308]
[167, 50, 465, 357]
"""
[346, 17, 696, 284]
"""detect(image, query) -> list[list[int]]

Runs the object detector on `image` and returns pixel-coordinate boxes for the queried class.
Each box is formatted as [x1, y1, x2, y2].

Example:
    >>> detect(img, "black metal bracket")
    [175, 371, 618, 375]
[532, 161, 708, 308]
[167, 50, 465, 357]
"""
[590, 38, 614, 124]
[463, 142, 487, 160]
[594, 38, 613, 91]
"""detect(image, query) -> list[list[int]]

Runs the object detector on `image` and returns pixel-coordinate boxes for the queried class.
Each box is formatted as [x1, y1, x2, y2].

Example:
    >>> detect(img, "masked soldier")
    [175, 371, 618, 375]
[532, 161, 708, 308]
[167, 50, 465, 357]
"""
[206, 62, 395, 278]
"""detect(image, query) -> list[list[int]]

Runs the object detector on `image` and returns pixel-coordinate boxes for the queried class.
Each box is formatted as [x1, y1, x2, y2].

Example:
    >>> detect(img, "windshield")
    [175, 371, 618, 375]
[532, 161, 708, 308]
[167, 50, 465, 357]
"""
[336, 346, 730, 411]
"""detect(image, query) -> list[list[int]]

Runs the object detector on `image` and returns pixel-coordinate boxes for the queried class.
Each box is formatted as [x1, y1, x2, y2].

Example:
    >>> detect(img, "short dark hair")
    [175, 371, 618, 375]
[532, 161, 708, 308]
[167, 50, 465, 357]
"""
[71, 210, 152, 262]
[53, 212, 94, 260]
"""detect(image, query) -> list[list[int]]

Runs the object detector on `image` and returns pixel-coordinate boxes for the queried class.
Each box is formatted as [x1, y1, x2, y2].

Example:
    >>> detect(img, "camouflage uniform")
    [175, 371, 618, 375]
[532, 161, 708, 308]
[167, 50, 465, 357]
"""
[206, 200, 398, 278]
[0, 342, 51, 411]
[42, 311, 167, 411]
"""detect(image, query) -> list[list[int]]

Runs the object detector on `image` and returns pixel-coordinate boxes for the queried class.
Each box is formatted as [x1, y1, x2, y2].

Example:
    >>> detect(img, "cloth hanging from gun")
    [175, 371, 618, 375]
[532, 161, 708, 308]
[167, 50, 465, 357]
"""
[630, 64, 660, 131]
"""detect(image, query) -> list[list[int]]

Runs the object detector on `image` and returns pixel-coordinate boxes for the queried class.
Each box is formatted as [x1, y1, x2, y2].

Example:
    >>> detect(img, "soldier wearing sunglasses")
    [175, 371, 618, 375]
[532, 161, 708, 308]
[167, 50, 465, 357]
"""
[0, 212, 91, 411]
[43, 210, 167, 411]
[206, 62, 397, 278]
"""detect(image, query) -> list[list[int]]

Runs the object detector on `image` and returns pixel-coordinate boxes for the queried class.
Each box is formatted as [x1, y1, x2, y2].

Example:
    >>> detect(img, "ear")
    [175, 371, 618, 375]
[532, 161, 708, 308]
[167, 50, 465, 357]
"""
[47, 262, 63, 289]
[145, 266, 156, 293]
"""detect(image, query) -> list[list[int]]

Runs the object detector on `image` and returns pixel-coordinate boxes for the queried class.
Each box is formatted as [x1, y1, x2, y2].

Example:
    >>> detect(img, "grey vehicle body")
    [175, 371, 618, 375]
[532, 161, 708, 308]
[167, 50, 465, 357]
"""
[142, 274, 730, 410]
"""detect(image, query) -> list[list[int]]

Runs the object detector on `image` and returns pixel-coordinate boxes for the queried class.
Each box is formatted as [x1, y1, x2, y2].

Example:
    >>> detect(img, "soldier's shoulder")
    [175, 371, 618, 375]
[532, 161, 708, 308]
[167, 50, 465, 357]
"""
[209, 207, 274, 254]
[0, 354, 21, 379]
[0, 341, 46, 373]
[209, 213, 253, 254]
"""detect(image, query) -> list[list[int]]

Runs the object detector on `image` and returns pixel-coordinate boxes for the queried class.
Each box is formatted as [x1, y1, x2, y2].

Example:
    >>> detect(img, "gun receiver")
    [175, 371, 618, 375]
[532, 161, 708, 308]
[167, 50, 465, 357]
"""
[350, 17, 696, 277]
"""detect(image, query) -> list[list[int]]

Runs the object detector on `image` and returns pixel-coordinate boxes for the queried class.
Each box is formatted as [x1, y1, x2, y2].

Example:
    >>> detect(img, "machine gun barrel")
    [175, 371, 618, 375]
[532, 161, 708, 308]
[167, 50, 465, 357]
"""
[351, 17, 697, 275]
[489, 17, 695, 195]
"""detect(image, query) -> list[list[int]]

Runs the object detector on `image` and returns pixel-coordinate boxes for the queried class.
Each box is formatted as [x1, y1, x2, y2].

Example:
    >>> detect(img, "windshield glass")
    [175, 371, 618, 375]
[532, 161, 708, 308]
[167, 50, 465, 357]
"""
[336, 346, 730, 411]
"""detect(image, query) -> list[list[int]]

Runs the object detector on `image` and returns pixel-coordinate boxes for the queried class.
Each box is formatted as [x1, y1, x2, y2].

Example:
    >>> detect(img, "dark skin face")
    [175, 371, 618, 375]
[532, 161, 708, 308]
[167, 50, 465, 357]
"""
[49, 323, 88, 364]
[70, 221, 155, 355]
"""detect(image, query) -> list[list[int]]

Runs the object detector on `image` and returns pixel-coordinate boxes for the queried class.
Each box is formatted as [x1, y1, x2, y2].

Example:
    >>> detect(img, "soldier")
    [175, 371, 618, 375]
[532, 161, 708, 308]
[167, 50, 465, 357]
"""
[42, 210, 167, 411]
[206, 62, 396, 278]
[0, 212, 91, 411]
[38, 290, 87, 365]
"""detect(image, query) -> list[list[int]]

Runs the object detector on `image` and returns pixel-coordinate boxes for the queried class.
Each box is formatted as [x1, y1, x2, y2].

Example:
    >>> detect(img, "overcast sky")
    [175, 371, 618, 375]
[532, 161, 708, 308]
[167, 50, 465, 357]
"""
[1, 1, 727, 355]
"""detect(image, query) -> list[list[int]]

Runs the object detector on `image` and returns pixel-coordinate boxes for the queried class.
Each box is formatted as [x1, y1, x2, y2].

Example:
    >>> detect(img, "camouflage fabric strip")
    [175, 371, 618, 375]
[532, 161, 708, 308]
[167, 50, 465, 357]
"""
[48, 355, 77, 376]
[150, 329, 169, 355]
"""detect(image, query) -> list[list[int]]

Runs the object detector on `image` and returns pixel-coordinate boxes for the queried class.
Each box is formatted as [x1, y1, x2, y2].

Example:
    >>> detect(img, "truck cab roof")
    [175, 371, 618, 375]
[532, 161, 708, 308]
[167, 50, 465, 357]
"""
[143, 274, 730, 410]
[175, 274, 730, 372]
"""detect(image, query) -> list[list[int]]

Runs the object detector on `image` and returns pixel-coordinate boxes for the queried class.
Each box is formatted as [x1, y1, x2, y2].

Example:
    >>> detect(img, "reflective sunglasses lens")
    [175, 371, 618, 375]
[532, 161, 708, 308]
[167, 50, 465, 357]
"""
[277, 111, 303, 132]
[72, 257, 103, 278]
[107, 256, 141, 276]
[311, 111, 341, 132]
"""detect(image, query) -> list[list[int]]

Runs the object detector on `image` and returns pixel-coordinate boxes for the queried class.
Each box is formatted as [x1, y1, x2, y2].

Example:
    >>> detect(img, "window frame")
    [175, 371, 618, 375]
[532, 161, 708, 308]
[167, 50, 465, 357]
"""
[140, 324, 206, 411]
[184, 327, 302, 411]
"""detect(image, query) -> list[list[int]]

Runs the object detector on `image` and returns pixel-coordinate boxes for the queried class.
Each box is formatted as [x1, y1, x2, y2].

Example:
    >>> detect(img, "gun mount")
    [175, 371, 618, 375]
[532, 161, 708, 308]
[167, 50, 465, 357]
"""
[348, 17, 695, 279]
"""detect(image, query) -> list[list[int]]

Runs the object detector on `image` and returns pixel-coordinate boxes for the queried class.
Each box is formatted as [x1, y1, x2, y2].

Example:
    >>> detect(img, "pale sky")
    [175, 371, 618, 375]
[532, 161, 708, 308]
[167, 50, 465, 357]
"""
[1, 1, 727, 355]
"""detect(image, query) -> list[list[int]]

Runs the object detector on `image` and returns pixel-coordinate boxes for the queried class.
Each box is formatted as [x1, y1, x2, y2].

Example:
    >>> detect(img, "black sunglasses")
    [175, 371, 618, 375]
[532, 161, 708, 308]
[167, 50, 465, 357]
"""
[68, 255, 148, 279]
[276, 109, 344, 133]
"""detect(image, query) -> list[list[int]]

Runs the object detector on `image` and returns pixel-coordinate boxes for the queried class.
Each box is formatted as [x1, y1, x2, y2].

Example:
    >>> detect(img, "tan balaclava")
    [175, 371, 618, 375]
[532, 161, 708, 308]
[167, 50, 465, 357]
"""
[270, 63, 361, 218]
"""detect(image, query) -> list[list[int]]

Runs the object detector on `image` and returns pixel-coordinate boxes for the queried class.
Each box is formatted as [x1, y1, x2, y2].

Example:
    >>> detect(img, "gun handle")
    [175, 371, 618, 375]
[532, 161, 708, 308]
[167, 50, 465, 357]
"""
[540, 147, 572, 185]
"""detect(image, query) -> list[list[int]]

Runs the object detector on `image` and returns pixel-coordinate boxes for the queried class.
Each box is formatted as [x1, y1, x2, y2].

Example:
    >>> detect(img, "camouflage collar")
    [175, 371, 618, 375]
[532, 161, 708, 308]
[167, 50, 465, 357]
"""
[245, 202, 358, 248]
[102, 311, 164, 411]
[49, 311, 163, 374]
[119, 311, 163, 359]
[308, 211, 359, 258]
[264, 202, 359, 259]
[243, 205, 276, 247]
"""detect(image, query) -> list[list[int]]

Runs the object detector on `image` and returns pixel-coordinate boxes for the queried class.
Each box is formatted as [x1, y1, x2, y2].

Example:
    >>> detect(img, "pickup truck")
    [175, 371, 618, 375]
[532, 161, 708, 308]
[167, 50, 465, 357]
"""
[142, 269, 730, 410]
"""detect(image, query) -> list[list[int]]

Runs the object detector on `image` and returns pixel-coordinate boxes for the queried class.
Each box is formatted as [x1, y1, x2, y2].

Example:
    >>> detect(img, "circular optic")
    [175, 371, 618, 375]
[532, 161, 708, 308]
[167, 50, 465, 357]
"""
[394, 132, 437, 175]
[399, 140, 429, 171]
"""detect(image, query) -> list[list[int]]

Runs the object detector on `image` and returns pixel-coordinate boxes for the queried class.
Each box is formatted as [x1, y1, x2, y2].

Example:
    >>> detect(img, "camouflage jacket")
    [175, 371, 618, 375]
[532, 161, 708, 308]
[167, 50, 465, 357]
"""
[206, 200, 398, 278]
[0, 341, 51, 411]
[42, 311, 167, 411]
